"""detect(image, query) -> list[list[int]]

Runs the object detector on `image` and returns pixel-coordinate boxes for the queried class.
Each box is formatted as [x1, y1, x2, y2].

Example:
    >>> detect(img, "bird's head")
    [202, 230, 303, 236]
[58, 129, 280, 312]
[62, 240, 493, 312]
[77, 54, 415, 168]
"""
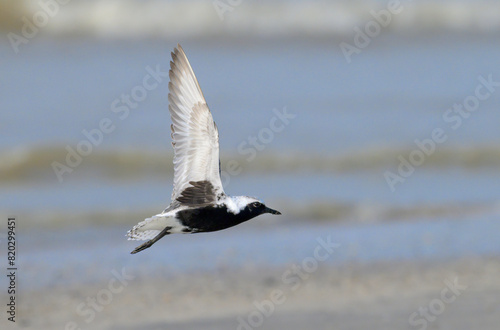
[242, 198, 281, 216]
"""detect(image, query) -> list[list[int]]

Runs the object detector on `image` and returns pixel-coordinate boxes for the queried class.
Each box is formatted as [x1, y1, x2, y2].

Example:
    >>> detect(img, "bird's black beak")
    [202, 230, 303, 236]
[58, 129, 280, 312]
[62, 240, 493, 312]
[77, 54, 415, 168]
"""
[265, 207, 281, 215]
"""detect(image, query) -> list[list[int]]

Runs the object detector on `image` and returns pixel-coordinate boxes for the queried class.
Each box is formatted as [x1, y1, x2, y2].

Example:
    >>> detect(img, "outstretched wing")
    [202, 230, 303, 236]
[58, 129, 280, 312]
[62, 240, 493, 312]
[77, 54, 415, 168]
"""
[168, 44, 224, 206]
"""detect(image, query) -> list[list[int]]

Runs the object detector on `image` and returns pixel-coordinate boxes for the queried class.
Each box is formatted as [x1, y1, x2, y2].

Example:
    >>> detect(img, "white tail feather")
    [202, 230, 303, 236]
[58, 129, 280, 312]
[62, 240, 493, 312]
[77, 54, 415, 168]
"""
[127, 214, 182, 240]
[127, 229, 161, 241]
[127, 215, 166, 240]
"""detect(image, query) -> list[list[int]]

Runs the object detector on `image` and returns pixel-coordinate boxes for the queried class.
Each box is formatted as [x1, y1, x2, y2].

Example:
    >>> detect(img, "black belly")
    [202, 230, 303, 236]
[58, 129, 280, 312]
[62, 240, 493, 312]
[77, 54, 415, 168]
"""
[175, 205, 254, 232]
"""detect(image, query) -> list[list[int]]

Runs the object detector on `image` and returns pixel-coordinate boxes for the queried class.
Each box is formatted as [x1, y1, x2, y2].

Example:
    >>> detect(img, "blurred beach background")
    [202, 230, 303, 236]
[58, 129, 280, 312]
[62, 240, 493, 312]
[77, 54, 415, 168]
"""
[1, 0, 500, 329]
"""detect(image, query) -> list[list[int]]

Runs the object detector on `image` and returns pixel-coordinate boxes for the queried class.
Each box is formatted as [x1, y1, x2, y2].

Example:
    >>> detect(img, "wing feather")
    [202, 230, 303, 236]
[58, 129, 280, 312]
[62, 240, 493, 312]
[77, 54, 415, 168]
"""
[168, 44, 224, 205]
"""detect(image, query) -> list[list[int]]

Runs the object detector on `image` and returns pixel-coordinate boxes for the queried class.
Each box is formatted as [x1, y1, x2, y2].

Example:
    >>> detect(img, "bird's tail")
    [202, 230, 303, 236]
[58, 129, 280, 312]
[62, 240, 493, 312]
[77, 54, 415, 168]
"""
[126, 215, 171, 240]
[130, 226, 172, 254]
[127, 215, 173, 254]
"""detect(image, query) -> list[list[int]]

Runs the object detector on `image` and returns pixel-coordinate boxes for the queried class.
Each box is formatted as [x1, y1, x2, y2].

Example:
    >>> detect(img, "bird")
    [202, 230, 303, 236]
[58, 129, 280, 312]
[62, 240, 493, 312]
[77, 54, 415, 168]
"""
[127, 44, 281, 254]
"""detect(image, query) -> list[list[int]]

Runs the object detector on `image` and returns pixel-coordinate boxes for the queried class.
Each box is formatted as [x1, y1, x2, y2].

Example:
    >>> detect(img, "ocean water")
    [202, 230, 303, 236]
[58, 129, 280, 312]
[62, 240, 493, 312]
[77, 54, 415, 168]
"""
[2, 36, 500, 225]
[1, 1, 500, 278]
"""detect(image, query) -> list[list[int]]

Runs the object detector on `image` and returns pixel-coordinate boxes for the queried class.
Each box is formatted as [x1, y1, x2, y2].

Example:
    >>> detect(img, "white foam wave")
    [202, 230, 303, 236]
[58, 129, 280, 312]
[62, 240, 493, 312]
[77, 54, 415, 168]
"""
[13, 0, 500, 39]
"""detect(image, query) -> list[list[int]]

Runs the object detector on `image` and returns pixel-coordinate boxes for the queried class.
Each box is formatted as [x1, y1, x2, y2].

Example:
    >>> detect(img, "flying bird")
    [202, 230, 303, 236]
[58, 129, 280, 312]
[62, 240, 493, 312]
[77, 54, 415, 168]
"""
[127, 44, 281, 254]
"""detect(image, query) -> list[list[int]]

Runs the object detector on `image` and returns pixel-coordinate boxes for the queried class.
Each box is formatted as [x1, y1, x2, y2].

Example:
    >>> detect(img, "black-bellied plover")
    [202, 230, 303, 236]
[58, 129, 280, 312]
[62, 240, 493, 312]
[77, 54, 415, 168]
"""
[127, 45, 281, 254]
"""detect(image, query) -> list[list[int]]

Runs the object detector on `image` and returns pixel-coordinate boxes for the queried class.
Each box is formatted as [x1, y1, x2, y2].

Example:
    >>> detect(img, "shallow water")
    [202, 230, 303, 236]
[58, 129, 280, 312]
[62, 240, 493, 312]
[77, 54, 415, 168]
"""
[17, 214, 500, 291]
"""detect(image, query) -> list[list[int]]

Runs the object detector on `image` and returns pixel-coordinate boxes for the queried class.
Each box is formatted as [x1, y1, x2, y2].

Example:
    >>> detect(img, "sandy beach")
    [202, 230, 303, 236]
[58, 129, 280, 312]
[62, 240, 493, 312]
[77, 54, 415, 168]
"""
[10, 255, 499, 330]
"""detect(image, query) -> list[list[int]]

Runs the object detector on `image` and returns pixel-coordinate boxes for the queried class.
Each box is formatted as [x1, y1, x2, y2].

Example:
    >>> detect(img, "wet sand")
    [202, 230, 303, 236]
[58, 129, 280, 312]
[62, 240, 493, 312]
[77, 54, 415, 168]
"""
[13, 256, 500, 330]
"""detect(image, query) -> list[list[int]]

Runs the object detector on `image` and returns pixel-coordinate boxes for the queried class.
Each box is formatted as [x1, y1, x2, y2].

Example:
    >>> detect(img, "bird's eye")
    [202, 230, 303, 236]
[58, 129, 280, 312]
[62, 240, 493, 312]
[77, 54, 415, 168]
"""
[252, 202, 262, 208]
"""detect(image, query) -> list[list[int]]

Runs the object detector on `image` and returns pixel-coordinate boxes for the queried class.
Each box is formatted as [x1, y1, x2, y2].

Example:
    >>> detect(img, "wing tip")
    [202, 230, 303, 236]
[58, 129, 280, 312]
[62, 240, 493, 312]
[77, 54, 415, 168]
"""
[172, 44, 186, 64]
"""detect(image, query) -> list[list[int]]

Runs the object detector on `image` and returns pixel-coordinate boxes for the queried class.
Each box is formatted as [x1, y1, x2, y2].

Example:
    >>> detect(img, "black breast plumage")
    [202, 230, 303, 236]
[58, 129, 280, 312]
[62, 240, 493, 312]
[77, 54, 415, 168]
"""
[175, 205, 256, 233]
